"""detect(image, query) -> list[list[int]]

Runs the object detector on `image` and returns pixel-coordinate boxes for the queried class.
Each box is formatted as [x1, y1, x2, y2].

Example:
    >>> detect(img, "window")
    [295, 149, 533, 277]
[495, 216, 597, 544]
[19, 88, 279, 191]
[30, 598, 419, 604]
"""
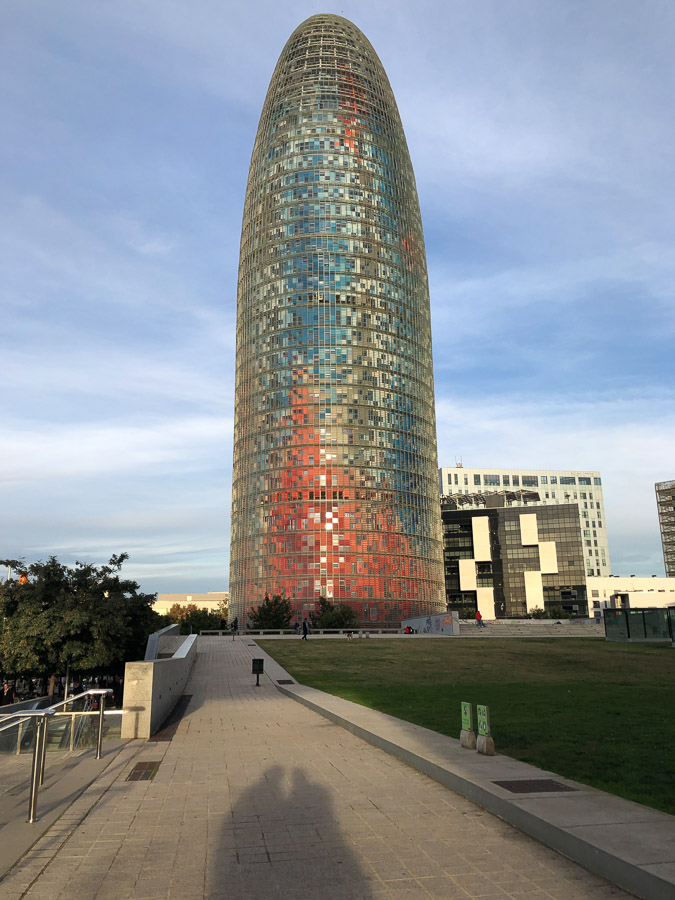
[541, 476, 548, 484]
[512, 475, 520, 486]
[483, 474, 500, 486]
[474, 475, 481, 486]
[560, 476, 576, 485]
[578, 477, 591, 485]
[464, 475, 468, 485]
[591, 590, 599, 597]
[550, 476, 557, 484]
[594, 477, 602, 485]
[454, 473, 459, 485]
[598, 521, 602, 528]
[503, 475, 510, 486]
[551, 491, 556, 499]
[545, 492, 550, 499]
[580, 493, 586, 499]
[522, 476, 538, 487]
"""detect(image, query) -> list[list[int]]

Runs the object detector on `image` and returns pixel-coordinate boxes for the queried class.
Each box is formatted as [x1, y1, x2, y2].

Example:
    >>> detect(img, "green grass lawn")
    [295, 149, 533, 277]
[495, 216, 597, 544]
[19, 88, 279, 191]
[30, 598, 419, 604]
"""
[258, 637, 675, 815]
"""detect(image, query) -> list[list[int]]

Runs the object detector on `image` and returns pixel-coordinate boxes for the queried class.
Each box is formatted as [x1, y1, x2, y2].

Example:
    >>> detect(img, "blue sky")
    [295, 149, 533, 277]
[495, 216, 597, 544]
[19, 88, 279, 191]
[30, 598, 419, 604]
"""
[2, 0, 673, 592]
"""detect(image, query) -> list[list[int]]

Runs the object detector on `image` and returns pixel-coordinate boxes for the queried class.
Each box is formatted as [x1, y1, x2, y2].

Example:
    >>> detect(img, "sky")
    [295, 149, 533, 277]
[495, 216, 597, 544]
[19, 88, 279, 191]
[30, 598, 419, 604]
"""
[2, 0, 674, 593]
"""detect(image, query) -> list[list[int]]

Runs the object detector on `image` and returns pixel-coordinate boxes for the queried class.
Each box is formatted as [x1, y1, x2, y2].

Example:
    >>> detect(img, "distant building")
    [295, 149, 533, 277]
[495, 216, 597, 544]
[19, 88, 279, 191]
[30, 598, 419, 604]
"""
[587, 575, 675, 620]
[154, 592, 229, 616]
[441, 492, 587, 619]
[655, 480, 675, 577]
[439, 466, 610, 577]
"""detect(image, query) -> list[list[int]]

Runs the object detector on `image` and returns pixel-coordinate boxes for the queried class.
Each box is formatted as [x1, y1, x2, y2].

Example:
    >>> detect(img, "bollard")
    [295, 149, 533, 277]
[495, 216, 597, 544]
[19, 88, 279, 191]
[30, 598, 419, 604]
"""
[476, 704, 495, 756]
[459, 701, 476, 750]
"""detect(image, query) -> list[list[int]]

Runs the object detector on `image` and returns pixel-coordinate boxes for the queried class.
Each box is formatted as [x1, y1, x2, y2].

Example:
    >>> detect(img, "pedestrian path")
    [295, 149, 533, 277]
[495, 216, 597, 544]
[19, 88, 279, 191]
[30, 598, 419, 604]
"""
[0, 636, 637, 899]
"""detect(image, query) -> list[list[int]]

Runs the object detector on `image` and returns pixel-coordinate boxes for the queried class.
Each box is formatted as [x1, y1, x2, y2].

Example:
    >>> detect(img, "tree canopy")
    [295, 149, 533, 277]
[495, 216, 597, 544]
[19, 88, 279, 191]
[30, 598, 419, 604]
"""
[0, 554, 160, 677]
[250, 594, 292, 629]
[311, 597, 359, 629]
[162, 602, 225, 635]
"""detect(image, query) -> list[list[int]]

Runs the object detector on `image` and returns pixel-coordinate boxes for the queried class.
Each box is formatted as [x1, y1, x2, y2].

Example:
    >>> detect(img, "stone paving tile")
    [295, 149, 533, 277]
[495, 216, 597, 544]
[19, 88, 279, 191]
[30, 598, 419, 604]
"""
[0, 637, 636, 899]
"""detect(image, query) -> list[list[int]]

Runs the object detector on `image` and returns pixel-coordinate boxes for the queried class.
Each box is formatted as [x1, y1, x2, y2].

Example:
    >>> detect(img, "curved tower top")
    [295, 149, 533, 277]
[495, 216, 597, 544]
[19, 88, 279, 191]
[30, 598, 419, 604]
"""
[229, 15, 445, 626]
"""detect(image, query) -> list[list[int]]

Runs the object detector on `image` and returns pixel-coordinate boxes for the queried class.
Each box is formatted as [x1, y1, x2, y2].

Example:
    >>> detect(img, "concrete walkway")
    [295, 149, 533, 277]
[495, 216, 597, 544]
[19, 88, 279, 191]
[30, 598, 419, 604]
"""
[0, 636, 653, 899]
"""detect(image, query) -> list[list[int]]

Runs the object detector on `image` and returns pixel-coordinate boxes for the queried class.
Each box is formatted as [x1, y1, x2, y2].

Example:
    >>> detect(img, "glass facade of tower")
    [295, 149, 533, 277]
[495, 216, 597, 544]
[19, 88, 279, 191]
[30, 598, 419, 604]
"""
[229, 15, 445, 626]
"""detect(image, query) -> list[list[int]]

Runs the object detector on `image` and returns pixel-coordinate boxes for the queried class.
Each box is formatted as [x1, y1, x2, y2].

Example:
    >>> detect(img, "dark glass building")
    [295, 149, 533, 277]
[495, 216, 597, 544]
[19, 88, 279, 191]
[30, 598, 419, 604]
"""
[229, 15, 445, 626]
[441, 493, 588, 618]
[655, 480, 675, 577]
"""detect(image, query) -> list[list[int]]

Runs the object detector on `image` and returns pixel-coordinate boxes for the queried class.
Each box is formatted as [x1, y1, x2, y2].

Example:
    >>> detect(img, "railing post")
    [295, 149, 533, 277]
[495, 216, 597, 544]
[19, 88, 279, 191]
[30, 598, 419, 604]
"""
[39, 712, 49, 785]
[28, 716, 48, 823]
[96, 693, 106, 760]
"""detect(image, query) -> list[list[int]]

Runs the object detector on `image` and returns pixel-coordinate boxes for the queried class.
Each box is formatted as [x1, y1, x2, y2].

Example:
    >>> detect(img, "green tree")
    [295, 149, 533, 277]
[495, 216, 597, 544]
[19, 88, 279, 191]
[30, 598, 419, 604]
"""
[163, 602, 225, 635]
[311, 597, 359, 629]
[250, 594, 292, 629]
[0, 554, 160, 680]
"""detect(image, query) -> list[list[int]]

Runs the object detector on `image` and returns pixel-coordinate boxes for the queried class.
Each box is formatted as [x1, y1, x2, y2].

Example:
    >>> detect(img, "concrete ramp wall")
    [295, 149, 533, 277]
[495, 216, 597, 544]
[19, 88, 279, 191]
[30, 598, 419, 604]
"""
[121, 634, 197, 739]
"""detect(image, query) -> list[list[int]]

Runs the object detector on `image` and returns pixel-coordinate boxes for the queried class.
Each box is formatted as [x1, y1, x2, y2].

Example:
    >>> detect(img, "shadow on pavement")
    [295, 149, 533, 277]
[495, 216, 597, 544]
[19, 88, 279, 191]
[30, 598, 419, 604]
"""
[208, 765, 374, 899]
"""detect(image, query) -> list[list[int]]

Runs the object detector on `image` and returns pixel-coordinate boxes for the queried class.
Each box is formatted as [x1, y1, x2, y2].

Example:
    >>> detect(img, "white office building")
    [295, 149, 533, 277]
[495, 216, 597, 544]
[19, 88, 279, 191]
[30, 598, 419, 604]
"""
[586, 576, 675, 619]
[439, 466, 610, 577]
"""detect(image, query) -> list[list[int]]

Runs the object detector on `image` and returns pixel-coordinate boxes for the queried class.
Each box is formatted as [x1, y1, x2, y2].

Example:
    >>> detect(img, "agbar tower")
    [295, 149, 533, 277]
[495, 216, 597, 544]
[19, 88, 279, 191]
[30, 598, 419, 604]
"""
[229, 15, 445, 626]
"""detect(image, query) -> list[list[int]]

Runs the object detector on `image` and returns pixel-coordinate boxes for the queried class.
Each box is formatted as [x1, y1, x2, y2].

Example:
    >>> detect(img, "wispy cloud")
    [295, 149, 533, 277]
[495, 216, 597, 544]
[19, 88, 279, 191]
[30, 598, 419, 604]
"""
[1, 415, 233, 483]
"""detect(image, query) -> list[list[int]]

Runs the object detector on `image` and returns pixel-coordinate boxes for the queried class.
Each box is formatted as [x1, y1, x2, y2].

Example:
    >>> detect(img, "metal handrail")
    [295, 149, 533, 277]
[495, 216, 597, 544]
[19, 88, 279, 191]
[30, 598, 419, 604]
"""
[0, 688, 113, 823]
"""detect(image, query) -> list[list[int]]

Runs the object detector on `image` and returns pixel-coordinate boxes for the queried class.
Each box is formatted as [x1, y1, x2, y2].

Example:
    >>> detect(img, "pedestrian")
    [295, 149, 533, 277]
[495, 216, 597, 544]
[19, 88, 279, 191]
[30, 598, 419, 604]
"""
[302, 619, 309, 640]
[2, 681, 14, 705]
[293, 622, 300, 635]
[475, 610, 485, 628]
[231, 616, 239, 636]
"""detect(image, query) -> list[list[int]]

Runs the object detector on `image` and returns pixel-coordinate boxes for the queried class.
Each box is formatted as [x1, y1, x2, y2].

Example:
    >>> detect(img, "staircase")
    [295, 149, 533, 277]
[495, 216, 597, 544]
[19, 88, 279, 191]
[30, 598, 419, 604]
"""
[458, 619, 602, 638]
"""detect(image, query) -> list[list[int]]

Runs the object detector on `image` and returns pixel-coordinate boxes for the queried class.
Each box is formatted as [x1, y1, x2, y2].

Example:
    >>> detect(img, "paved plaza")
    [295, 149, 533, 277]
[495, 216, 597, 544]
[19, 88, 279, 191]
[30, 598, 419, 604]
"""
[1, 637, 633, 899]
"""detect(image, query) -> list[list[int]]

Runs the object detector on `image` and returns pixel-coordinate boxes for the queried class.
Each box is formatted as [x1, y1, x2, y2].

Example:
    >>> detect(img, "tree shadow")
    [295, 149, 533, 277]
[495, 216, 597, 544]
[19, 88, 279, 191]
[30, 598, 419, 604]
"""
[207, 765, 375, 899]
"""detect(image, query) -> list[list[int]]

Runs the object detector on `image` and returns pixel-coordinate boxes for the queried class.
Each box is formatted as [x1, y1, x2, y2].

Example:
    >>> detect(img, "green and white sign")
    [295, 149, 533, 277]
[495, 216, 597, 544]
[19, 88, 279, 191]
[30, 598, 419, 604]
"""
[461, 701, 473, 731]
[477, 704, 490, 736]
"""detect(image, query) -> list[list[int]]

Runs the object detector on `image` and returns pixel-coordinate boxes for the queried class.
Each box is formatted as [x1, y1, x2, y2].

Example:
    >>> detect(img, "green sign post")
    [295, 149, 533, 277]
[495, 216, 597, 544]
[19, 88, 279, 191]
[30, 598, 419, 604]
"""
[461, 701, 472, 732]
[477, 704, 490, 737]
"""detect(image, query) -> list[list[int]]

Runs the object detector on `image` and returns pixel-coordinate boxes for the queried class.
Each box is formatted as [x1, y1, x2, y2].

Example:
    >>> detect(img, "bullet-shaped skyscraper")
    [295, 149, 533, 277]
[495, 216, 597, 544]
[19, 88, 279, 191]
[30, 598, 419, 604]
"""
[230, 15, 445, 626]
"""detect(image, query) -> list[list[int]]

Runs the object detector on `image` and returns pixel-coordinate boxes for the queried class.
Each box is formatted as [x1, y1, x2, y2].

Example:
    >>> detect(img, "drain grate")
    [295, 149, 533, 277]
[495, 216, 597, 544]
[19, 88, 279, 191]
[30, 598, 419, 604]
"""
[247, 643, 256, 646]
[493, 779, 577, 794]
[277, 679, 294, 685]
[148, 694, 192, 742]
[126, 761, 161, 782]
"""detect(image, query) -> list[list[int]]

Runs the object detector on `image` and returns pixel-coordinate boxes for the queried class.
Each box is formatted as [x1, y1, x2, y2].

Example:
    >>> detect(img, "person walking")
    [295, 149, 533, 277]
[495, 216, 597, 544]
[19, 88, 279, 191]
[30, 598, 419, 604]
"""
[475, 610, 485, 628]
[302, 619, 309, 640]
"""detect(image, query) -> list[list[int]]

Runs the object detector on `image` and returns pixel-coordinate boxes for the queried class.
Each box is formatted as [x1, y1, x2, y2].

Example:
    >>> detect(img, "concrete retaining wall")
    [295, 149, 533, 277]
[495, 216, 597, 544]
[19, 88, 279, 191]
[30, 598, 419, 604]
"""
[121, 634, 197, 739]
